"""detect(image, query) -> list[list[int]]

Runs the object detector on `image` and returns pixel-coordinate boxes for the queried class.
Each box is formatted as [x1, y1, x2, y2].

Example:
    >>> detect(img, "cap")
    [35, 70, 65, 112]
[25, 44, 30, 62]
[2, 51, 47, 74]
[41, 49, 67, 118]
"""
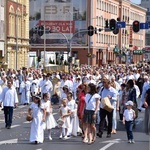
[125, 101, 133, 106]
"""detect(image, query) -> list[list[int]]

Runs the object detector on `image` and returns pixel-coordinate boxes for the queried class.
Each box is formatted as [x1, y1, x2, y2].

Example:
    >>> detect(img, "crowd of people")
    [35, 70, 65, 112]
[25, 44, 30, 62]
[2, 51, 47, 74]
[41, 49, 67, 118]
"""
[0, 63, 149, 145]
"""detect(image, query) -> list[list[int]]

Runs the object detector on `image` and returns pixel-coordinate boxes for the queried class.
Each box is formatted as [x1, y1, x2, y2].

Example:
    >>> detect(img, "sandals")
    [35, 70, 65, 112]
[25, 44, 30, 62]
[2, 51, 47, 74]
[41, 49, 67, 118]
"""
[83, 138, 88, 143]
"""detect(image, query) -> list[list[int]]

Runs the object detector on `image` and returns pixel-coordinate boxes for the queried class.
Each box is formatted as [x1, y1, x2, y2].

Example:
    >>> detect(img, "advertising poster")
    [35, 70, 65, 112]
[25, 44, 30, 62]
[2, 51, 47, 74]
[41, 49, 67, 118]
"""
[29, 0, 87, 45]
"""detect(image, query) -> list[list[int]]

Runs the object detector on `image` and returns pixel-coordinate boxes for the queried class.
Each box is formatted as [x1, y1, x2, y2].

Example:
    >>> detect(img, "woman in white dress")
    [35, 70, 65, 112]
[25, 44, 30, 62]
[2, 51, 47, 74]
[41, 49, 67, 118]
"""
[41, 93, 57, 140]
[59, 98, 71, 139]
[27, 95, 46, 144]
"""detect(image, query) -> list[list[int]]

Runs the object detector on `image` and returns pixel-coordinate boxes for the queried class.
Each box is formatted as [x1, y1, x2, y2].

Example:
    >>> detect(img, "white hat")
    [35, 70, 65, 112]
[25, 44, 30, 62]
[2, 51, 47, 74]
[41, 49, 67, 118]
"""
[125, 101, 133, 106]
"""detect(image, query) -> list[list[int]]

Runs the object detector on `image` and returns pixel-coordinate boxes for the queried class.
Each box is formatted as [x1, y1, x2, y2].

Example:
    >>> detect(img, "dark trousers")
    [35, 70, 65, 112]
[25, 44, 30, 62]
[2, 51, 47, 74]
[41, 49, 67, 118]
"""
[99, 108, 113, 135]
[125, 121, 134, 140]
[4, 106, 13, 127]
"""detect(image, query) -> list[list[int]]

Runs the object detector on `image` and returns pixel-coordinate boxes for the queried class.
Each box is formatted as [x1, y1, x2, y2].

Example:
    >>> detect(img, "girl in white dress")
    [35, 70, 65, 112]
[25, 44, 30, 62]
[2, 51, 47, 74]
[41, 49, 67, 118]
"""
[41, 93, 57, 140]
[67, 91, 81, 136]
[59, 98, 71, 139]
[27, 95, 46, 144]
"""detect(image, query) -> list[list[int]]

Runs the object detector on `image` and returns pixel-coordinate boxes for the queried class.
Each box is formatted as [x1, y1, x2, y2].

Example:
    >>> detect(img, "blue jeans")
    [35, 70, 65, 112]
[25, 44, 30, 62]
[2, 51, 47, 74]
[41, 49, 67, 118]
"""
[125, 121, 134, 140]
[4, 106, 13, 127]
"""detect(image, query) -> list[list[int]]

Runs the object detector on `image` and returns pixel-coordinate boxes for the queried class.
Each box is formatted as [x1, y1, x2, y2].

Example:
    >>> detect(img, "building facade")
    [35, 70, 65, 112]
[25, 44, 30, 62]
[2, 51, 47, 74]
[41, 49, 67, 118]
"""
[6, 0, 29, 69]
[29, 0, 146, 66]
[0, 0, 5, 65]
[140, 0, 150, 61]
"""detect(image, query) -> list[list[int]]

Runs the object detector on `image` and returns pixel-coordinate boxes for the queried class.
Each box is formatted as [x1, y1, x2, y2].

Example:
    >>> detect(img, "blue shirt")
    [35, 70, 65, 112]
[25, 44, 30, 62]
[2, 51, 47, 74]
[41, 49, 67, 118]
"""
[140, 83, 150, 105]
[99, 86, 118, 108]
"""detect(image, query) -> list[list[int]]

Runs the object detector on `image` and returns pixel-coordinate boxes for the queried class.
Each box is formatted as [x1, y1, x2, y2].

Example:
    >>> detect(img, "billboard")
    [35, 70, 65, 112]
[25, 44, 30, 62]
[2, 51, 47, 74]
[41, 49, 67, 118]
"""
[29, 0, 87, 45]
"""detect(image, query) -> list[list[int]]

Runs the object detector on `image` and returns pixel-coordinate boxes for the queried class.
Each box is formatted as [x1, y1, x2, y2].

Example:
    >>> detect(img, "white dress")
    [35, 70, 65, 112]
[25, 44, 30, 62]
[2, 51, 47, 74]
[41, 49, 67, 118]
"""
[68, 100, 81, 136]
[41, 100, 57, 129]
[60, 106, 71, 128]
[29, 102, 44, 143]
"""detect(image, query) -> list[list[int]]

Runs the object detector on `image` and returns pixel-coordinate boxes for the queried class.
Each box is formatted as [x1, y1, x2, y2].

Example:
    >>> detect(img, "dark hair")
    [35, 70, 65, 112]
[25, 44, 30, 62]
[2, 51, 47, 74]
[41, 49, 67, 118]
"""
[121, 83, 126, 88]
[43, 93, 49, 99]
[34, 96, 41, 107]
[127, 79, 134, 88]
[88, 83, 97, 95]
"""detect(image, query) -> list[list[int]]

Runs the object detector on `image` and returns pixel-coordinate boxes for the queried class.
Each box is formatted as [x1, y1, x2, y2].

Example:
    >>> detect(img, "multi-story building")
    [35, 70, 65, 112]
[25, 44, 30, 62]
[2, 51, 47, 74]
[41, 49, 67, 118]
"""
[140, 0, 150, 46]
[29, 0, 146, 66]
[140, 0, 150, 62]
[6, 0, 29, 69]
[0, 0, 5, 65]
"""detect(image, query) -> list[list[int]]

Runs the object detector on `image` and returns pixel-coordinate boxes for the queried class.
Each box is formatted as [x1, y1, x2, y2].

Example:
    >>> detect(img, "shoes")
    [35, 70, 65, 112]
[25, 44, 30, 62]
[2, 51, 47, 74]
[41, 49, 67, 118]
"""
[88, 140, 93, 145]
[35, 141, 38, 144]
[131, 140, 135, 144]
[111, 129, 116, 134]
[128, 140, 131, 143]
[49, 136, 52, 140]
[59, 135, 62, 139]
[64, 136, 69, 140]
[106, 134, 111, 138]
[83, 138, 88, 143]
[5, 125, 7, 128]
[7, 126, 11, 129]
[97, 132, 102, 138]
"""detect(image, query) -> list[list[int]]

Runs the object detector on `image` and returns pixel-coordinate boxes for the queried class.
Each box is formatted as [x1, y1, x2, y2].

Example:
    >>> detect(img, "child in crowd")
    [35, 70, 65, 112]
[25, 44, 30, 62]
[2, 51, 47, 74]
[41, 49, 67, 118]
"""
[28, 95, 46, 144]
[59, 98, 71, 139]
[123, 101, 136, 144]
[41, 93, 57, 140]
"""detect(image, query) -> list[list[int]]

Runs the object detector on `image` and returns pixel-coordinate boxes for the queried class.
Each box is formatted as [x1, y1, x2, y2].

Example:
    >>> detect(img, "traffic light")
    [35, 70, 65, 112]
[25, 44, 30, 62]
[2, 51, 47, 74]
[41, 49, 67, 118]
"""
[88, 25, 94, 36]
[105, 20, 109, 28]
[38, 26, 44, 36]
[113, 28, 119, 35]
[37, 56, 41, 62]
[109, 19, 116, 31]
[132, 21, 140, 33]
[68, 56, 72, 63]
[60, 55, 64, 61]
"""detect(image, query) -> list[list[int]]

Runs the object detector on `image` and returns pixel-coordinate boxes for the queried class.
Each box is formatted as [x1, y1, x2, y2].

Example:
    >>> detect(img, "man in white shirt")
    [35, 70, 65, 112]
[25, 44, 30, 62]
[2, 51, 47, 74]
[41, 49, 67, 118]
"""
[0, 80, 18, 129]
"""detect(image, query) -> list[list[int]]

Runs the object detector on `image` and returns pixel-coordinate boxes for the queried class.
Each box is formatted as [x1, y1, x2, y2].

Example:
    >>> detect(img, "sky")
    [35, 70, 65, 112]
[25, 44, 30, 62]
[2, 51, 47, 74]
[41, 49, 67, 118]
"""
[130, 0, 141, 4]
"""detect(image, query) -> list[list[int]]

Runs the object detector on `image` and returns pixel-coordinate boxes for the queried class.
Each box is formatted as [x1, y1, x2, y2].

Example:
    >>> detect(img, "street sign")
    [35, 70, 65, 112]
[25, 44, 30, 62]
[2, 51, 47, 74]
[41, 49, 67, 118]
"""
[117, 22, 126, 28]
[133, 50, 143, 55]
[140, 23, 149, 29]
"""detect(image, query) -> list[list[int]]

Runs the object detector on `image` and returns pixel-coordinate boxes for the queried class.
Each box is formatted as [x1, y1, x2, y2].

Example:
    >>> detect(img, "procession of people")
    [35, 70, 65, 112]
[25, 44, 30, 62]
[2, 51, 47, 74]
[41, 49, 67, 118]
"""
[0, 63, 149, 145]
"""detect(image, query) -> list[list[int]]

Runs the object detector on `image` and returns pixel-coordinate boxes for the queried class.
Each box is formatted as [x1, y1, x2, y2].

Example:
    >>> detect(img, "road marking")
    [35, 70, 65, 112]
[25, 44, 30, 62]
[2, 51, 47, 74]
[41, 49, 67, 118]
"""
[11, 125, 20, 128]
[99, 143, 114, 150]
[23, 121, 31, 124]
[100, 139, 121, 144]
[99, 139, 121, 150]
[0, 138, 18, 145]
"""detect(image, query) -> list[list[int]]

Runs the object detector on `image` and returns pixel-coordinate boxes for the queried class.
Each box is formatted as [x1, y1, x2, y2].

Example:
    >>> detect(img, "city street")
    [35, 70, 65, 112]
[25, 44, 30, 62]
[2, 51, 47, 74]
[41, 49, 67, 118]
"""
[0, 105, 149, 150]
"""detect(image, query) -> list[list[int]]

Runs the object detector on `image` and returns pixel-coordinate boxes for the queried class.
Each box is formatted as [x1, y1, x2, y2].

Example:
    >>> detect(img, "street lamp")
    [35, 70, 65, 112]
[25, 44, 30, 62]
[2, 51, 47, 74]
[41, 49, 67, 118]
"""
[16, 0, 19, 70]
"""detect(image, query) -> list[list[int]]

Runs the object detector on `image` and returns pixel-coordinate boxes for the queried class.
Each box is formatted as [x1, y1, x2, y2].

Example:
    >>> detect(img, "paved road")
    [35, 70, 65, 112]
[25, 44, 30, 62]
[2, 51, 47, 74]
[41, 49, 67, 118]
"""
[0, 105, 149, 150]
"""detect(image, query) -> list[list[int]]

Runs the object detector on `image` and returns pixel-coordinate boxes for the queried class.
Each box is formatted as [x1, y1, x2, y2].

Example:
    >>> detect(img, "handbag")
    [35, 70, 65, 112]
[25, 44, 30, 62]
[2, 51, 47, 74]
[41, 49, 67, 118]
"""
[57, 118, 64, 127]
[101, 97, 114, 112]
[26, 114, 33, 121]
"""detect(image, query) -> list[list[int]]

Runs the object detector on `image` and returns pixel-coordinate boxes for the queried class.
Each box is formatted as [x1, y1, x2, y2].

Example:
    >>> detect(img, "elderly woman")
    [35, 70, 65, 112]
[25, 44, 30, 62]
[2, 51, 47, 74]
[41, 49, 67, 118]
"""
[83, 83, 100, 144]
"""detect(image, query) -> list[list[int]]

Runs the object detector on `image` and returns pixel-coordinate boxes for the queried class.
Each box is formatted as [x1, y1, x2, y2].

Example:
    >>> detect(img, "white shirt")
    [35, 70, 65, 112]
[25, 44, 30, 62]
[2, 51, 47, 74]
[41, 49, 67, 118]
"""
[0, 87, 18, 107]
[123, 109, 135, 121]
[85, 93, 100, 111]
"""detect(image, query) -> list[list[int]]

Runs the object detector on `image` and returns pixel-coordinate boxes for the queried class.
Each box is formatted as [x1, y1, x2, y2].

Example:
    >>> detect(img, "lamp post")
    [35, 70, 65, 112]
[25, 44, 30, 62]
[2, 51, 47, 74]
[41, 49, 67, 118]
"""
[16, 0, 19, 70]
